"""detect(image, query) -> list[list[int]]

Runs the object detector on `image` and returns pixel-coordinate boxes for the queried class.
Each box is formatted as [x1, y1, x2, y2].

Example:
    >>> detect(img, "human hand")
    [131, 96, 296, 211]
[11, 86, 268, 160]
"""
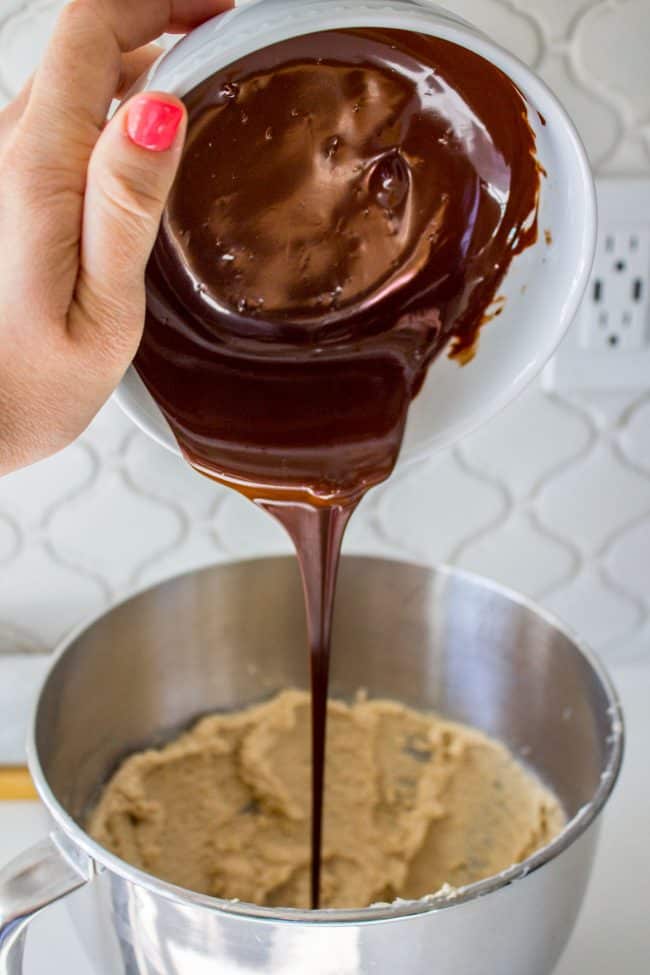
[0, 0, 232, 475]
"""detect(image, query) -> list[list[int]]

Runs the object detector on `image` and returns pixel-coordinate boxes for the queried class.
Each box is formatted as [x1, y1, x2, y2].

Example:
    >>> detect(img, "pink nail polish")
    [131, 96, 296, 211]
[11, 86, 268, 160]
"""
[126, 96, 184, 152]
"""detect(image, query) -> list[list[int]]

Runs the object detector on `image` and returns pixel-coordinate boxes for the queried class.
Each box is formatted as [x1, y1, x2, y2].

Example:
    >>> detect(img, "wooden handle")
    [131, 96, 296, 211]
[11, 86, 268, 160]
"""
[0, 767, 38, 800]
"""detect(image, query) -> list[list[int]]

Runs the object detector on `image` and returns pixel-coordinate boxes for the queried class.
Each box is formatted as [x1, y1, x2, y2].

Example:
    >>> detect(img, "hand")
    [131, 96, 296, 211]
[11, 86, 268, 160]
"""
[0, 0, 231, 475]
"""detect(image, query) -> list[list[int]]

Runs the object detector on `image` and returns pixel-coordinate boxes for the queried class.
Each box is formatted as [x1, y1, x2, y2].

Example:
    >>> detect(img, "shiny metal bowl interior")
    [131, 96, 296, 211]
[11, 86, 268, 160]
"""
[30, 557, 624, 923]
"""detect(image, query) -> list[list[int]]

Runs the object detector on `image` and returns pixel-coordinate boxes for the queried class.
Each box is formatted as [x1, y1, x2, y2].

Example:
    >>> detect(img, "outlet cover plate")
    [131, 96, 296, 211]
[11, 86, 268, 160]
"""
[544, 178, 650, 394]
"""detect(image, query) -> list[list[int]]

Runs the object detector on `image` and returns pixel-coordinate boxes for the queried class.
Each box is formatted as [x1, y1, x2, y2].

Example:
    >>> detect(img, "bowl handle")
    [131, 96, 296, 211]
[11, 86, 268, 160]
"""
[0, 835, 90, 974]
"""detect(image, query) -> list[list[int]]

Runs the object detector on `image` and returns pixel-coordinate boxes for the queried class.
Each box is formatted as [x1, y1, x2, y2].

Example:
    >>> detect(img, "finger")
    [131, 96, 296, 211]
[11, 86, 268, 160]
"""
[69, 92, 186, 380]
[0, 76, 34, 149]
[0, 41, 161, 152]
[116, 44, 165, 100]
[7, 1, 231, 326]
[0, 44, 164, 149]
[40, 0, 233, 113]
[14, 1, 233, 181]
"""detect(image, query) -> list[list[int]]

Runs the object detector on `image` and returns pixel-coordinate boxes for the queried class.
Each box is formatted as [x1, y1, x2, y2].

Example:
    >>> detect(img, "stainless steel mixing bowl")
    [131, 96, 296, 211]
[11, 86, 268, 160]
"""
[0, 558, 623, 974]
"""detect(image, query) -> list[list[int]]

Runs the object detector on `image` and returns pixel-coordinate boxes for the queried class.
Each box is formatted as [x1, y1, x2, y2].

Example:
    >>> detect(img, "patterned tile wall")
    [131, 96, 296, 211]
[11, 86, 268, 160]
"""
[1, 0, 650, 684]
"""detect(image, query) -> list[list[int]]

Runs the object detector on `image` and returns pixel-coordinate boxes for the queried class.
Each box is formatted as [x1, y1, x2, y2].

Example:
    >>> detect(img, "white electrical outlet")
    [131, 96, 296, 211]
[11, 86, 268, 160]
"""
[545, 179, 650, 393]
[581, 227, 649, 352]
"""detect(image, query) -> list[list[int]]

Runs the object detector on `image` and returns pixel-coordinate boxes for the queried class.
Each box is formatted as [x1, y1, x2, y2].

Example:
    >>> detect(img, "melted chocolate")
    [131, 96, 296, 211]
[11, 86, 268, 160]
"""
[137, 28, 541, 908]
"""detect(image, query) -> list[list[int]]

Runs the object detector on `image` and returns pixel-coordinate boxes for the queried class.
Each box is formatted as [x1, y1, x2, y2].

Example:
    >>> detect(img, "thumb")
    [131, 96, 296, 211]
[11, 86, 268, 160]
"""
[70, 92, 186, 372]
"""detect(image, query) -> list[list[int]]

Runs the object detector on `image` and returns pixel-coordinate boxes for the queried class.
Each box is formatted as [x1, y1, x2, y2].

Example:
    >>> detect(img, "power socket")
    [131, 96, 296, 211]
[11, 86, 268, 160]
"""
[580, 227, 649, 352]
[545, 179, 650, 393]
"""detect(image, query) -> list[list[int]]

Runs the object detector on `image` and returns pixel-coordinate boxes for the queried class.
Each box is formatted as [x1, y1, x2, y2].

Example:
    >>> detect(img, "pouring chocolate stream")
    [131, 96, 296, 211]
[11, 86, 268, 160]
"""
[136, 27, 541, 908]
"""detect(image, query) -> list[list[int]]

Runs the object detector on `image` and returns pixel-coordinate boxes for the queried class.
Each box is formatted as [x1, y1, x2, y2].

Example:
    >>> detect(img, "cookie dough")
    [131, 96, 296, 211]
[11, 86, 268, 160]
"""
[88, 690, 565, 909]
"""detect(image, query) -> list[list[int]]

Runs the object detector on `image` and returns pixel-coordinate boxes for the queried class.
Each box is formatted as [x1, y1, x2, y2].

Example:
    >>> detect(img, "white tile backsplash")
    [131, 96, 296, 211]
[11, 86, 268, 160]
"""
[377, 449, 507, 564]
[605, 517, 650, 605]
[47, 466, 185, 592]
[455, 509, 577, 598]
[446, 0, 543, 65]
[620, 396, 650, 473]
[512, 0, 594, 40]
[217, 490, 293, 558]
[537, 441, 650, 557]
[543, 565, 644, 653]
[577, 1, 650, 122]
[1, 0, 650, 760]
[460, 384, 593, 502]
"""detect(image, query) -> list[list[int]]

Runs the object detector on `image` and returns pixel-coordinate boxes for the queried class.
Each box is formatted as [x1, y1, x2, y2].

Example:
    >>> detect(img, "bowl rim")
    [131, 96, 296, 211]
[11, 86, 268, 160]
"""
[27, 556, 624, 926]
[114, 0, 597, 464]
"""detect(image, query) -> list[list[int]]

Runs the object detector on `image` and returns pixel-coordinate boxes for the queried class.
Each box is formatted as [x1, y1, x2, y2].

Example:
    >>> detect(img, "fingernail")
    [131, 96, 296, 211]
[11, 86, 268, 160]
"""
[126, 96, 184, 152]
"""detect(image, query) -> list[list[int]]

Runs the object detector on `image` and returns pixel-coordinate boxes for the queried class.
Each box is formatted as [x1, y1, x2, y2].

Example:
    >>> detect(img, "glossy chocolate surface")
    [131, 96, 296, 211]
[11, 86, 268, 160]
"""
[139, 28, 540, 506]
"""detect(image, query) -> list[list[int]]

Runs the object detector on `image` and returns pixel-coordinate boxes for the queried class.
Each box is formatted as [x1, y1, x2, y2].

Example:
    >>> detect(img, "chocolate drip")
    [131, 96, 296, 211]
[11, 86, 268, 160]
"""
[137, 28, 541, 907]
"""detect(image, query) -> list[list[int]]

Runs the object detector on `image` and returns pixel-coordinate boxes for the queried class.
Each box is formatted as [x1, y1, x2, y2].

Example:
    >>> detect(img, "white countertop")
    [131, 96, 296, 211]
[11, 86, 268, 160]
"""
[1, 662, 648, 974]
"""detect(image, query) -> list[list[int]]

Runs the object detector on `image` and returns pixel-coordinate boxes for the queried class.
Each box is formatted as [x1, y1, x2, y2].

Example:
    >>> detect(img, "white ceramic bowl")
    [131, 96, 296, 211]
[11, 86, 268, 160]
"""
[115, 0, 596, 466]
